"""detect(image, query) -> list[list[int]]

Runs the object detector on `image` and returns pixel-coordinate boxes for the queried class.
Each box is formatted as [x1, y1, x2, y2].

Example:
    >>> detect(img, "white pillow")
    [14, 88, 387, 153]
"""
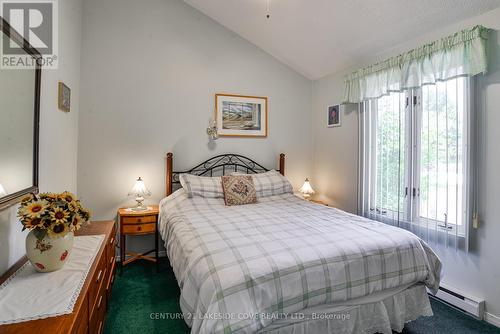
[232, 170, 293, 197]
[179, 174, 223, 198]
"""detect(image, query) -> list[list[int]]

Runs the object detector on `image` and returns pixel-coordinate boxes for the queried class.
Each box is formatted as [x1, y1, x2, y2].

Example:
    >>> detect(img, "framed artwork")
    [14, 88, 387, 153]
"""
[327, 104, 341, 127]
[58, 82, 71, 112]
[215, 94, 268, 137]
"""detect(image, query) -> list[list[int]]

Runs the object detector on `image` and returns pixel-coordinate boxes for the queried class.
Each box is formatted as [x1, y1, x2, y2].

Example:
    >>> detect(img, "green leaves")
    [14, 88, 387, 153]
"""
[33, 227, 47, 240]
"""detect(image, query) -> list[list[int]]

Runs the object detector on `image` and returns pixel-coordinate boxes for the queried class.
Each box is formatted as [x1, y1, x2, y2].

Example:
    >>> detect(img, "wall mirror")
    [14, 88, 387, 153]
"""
[0, 17, 41, 209]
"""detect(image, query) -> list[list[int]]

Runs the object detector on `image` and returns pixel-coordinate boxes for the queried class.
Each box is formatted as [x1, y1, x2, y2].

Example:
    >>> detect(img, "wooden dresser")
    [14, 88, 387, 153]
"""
[0, 220, 116, 334]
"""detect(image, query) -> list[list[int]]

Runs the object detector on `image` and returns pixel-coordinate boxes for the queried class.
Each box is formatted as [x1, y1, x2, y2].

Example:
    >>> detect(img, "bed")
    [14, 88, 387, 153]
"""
[159, 153, 442, 334]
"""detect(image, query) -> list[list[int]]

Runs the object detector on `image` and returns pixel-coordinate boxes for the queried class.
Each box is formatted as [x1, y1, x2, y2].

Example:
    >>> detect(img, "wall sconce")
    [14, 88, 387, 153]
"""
[206, 119, 218, 140]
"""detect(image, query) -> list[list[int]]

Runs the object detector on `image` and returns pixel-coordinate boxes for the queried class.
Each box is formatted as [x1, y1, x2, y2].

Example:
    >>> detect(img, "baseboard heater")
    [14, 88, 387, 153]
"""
[430, 283, 485, 319]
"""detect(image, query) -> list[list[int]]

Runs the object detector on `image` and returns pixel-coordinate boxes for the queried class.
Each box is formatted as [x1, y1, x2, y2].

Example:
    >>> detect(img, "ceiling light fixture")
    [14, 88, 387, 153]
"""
[266, 0, 270, 19]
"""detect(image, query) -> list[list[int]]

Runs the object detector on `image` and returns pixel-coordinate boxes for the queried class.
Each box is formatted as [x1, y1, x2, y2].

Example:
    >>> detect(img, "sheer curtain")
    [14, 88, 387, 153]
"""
[358, 78, 473, 250]
[350, 26, 490, 251]
[358, 92, 408, 228]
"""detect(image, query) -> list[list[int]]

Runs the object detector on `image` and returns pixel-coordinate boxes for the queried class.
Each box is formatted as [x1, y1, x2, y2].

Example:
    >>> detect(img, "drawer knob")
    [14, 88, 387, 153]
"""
[96, 269, 102, 283]
[138, 218, 142, 222]
[137, 226, 142, 231]
[97, 295, 103, 309]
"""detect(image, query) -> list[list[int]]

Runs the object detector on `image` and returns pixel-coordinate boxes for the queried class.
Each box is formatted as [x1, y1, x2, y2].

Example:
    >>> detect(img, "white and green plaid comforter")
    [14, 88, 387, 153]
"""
[159, 190, 441, 334]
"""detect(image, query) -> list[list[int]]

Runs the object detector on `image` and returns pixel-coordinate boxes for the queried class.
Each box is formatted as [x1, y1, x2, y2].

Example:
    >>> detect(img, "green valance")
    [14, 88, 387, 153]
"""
[343, 25, 491, 104]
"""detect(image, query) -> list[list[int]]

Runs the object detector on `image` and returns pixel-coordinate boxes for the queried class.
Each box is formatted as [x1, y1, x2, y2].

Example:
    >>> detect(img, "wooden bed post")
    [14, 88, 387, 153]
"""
[166, 152, 173, 196]
[279, 153, 285, 176]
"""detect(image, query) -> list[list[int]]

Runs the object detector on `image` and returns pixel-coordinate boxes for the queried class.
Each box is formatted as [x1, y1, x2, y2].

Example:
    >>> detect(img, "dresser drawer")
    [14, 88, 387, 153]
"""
[109, 222, 116, 246]
[89, 279, 107, 334]
[89, 251, 107, 313]
[74, 319, 88, 334]
[106, 257, 116, 304]
[122, 215, 156, 224]
[104, 253, 114, 301]
[105, 233, 115, 292]
[108, 245, 115, 266]
[107, 230, 116, 261]
[71, 293, 88, 334]
[122, 222, 155, 234]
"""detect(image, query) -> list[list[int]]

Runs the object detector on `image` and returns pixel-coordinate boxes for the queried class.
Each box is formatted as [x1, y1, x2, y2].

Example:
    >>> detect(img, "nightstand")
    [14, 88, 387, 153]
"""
[118, 205, 159, 273]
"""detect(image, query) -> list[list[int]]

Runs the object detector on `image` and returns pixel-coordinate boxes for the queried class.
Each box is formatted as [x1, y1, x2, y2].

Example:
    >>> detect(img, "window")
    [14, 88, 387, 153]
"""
[363, 92, 408, 225]
[359, 77, 472, 243]
[417, 79, 468, 236]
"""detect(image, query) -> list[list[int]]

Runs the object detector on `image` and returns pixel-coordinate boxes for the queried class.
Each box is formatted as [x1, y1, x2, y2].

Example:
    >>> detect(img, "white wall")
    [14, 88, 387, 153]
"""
[312, 7, 500, 320]
[0, 0, 83, 275]
[77, 0, 313, 252]
[312, 73, 358, 213]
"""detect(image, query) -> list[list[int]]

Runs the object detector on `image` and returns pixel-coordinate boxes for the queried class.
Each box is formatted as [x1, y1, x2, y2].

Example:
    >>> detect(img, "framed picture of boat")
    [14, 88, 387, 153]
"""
[215, 94, 268, 137]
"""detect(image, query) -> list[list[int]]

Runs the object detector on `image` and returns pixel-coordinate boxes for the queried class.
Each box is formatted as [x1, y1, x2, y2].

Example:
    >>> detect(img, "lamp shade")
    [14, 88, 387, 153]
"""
[299, 178, 315, 196]
[127, 177, 151, 197]
[0, 183, 6, 197]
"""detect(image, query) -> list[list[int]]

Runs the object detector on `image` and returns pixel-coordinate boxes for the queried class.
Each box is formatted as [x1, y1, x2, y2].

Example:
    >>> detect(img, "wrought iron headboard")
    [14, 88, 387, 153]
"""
[165, 152, 285, 196]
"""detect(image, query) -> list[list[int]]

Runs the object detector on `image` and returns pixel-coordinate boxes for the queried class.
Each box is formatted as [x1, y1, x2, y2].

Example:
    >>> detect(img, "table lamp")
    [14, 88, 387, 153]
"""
[127, 177, 151, 211]
[299, 178, 315, 200]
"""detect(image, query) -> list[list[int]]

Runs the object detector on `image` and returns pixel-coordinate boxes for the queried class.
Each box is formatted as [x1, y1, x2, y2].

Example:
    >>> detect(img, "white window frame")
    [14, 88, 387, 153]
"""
[361, 77, 473, 240]
[411, 79, 471, 238]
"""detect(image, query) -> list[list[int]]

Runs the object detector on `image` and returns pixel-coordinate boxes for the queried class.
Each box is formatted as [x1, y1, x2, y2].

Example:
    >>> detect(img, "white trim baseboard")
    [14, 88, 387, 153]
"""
[485, 312, 500, 328]
[430, 283, 484, 318]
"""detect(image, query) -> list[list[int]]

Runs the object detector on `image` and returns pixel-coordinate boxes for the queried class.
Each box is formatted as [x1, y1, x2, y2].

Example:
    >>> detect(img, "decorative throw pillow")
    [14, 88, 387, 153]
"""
[179, 174, 224, 198]
[221, 175, 257, 206]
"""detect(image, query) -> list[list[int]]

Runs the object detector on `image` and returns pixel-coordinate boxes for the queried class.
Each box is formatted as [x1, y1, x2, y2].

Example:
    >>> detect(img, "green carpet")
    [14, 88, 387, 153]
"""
[105, 258, 500, 334]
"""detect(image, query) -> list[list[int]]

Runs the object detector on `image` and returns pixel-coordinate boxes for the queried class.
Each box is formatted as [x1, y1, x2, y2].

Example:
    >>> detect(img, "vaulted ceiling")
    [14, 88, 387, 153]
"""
[184, 0, 500, 79]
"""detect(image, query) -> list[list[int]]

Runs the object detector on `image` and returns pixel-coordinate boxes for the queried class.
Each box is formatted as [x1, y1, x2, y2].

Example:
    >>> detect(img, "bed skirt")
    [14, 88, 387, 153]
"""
[258, 284, 432, 334]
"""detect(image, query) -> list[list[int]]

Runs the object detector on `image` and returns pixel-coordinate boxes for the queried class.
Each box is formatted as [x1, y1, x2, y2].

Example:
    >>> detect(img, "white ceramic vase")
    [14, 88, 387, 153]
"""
[26, 229, 74, 272]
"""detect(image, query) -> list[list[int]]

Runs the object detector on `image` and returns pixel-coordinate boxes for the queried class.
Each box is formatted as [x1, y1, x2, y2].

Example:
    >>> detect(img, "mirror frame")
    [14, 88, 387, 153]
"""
[0, 17, 41, 209]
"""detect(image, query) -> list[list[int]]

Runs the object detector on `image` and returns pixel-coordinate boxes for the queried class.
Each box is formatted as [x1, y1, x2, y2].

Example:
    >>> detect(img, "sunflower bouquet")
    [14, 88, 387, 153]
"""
[17, 192, 91, 240]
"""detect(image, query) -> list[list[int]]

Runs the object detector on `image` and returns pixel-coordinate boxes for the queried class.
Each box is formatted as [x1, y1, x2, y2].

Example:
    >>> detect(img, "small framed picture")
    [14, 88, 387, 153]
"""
[58, 82, 71, 112]
[327, 104, 341, 127]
